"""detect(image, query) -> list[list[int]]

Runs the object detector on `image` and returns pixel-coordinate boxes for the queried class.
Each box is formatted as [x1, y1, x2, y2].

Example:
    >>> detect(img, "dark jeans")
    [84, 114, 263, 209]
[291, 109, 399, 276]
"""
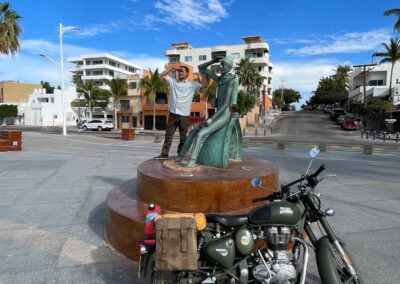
[161, 113, 190, 156]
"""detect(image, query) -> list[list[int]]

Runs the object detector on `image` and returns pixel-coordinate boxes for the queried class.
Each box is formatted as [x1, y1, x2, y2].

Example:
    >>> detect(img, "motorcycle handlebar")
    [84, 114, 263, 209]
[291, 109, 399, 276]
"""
[312, 164, 326, 178]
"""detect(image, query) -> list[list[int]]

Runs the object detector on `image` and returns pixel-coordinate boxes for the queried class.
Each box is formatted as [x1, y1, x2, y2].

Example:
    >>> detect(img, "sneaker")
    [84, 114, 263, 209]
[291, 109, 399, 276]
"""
[154, 154, 169, 160]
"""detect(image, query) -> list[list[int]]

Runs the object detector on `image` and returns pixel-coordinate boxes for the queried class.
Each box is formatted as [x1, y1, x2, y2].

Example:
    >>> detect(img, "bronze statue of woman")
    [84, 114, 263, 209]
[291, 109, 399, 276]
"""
[176, 55, 239, 168]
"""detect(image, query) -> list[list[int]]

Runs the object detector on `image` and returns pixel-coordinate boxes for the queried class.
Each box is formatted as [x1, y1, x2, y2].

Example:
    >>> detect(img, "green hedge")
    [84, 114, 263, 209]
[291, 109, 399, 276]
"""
[0, 104, 18, 117]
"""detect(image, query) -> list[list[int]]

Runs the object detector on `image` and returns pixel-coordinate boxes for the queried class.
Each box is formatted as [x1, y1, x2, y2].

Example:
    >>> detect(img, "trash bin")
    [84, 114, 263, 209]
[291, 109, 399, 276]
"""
[121, 128, 135, 141]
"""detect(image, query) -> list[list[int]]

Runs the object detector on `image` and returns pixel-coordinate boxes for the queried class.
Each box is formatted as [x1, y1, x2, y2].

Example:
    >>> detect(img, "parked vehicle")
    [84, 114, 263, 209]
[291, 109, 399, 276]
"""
[330, 108, 345, 121]
[337, 113, 354, 125]
[281, 104, 291, 111]
[139, 148, 363, 284]
[76, 119, 87, 129]
[324, 106, 333, 113]
[342, 119, 357, 131]
[81, 119, 113, 131]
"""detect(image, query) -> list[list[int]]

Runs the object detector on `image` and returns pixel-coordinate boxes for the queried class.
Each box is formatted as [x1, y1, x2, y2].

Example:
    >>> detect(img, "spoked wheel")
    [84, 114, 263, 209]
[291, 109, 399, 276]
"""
[316, 236, 364, 284]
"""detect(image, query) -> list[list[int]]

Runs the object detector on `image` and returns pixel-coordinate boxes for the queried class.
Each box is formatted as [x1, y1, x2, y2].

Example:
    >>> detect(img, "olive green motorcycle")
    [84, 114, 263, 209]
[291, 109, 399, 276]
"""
[139, 147, 363, 284]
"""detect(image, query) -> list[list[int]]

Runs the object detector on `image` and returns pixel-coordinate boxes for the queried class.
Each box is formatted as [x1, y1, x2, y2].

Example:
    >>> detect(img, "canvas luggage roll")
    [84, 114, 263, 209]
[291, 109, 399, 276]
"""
[154, 214, 198, 271]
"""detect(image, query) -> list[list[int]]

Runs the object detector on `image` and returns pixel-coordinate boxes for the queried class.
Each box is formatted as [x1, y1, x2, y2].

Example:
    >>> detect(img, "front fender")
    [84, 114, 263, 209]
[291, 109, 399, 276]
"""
[315, 236, 342, 284]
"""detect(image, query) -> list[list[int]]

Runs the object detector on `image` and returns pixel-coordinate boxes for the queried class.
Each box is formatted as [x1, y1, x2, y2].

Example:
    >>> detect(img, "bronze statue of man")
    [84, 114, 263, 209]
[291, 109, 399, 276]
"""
[176, 55, 239, 168]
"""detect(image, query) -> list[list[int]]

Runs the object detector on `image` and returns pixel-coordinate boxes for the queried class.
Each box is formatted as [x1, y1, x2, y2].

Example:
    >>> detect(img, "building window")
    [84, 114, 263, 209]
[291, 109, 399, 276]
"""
[92, 60, 103, 65]
[368, 80, 384, 86]
[185, 56, 192, 62]
[38, 97, 49, 103]
[396, 79, 399, 84]
[129, 82, 137, 89]
[85, 60, 91, 65]
[109, 71, 114, 77]
[93, 71, 103, 76]
[86, 71, 91, 76]
[231, 53, 240, 59]
[94, 81, 103, 86]
[258, 66, 263, 72]
[50, 97, 54, 103]
[190, 112, 200, 117]
[109, 61, 116, 67]
[199, 55, 207, 61]
[120, 100, 130, 111]
[122, 115, 130, 123]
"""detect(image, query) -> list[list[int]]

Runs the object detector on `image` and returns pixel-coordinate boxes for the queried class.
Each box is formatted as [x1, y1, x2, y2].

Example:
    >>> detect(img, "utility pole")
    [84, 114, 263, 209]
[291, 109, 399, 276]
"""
[280, 77, 286, 106]
[353, 63, 377, 128]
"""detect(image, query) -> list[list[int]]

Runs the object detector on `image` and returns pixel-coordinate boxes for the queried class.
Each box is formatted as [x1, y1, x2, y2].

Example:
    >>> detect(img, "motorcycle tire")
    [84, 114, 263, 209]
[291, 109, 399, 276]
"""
[316, 236, 364, 284]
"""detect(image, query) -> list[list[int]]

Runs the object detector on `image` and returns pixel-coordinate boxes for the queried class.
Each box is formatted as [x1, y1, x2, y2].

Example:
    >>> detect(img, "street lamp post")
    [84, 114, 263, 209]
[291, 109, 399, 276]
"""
[59, 23, 80, 135]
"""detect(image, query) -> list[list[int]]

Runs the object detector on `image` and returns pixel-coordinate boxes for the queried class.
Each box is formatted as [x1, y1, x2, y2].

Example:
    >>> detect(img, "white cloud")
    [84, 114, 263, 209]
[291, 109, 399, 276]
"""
[285, 28, 392, 56]
[273, 59, 342, 93]
[151, 0, 229, 29]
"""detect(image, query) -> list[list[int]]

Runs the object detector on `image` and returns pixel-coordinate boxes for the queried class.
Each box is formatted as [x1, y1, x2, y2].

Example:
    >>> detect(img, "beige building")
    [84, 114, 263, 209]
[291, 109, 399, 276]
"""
[116, 74, 142, 128]
[0, 81, 42, 103]
[165, 36, 273, 127]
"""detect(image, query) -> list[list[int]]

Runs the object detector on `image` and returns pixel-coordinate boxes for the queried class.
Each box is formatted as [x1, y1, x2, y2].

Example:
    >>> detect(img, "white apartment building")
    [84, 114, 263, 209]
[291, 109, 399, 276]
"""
[165, 36, 273, 98]
[68, 53, 142, 90]
[349, 62, 400, 105]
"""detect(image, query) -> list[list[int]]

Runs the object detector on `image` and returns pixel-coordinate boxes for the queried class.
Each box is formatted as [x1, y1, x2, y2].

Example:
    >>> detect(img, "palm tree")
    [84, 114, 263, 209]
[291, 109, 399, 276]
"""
[0, 3, 21, 56]
[235, 57, 257, 93]
[104, 78, 128, 129]
[139, 69, 168, 130]
[374, 38, 400, 99]
[77, 80, 110, 120]
[384, 9, 400, 32]
[203, 78, 217, 118]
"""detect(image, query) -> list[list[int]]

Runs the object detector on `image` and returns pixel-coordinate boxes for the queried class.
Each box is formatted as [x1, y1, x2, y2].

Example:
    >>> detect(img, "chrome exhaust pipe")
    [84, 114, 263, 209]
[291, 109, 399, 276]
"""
[294, 237, 309, 284]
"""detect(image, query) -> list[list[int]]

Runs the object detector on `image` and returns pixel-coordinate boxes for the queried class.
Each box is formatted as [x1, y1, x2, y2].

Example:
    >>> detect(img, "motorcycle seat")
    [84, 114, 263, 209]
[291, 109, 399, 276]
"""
[205, 214, 248, 227]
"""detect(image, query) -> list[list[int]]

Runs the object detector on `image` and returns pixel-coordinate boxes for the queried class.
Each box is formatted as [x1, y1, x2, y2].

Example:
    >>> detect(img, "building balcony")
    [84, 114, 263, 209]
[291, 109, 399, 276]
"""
[247, 56, 269, 65]
[82, 75, 114, 81]
[165, 49, 180, 56]
[244, 42, 269, 51]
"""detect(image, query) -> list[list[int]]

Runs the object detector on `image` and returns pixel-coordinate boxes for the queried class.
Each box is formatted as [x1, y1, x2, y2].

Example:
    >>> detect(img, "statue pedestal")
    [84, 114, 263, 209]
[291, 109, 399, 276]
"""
[105, 156, 279, 260]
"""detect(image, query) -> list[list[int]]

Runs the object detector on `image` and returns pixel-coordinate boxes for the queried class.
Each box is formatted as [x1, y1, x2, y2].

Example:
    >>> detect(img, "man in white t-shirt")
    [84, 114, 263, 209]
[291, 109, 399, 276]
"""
[154, 66, 203, 160]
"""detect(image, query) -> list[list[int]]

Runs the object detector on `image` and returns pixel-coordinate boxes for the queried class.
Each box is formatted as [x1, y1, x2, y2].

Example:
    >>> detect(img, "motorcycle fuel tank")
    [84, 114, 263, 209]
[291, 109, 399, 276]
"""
[205, 237, 235, 269]
[248, 201, 301, 226]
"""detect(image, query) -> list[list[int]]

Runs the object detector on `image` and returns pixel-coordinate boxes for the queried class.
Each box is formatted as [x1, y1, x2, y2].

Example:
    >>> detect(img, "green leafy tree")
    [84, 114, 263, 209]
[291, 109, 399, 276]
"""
[384, 8, 400, 32]
[40, 81, 55, 94]
[374, 38, 400, 99]
[104, 78, 128, 128]
[236, 90, 256, 117]
[139, 69, 168, 130]
[272, 88, 302, 109]
[309, 65, 352, 105]
[0, 104, 17, 117]
[0, 2, 21, 56]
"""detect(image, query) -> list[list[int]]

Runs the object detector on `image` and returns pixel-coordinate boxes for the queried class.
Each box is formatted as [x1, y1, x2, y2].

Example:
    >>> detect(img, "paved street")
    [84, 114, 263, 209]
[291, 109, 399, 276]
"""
[1, 111, 400, 283]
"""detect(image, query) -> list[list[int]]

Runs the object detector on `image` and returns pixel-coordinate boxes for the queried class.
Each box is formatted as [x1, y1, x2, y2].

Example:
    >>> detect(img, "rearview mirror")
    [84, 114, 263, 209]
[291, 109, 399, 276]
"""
[251, 178, 262, 188]
[309, 147, 320, 159]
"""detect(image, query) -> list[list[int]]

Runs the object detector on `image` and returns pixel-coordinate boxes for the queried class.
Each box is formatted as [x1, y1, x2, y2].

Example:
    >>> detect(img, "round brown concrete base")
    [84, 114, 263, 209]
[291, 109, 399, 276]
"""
[105, 156, 279, 261]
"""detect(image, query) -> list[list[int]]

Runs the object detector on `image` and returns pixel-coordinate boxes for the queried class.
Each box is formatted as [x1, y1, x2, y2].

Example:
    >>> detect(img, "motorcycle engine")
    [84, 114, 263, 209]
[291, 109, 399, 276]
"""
[252, 226, 296, 283]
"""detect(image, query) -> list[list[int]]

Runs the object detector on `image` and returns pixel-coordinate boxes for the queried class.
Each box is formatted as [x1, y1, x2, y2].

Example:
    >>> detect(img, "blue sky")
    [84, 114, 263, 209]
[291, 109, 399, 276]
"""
[1, 0, 398, 105]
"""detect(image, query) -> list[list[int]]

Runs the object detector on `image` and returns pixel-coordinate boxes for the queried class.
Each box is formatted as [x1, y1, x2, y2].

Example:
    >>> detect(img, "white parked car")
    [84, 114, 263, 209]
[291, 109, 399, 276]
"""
[82, 119, 113, 131]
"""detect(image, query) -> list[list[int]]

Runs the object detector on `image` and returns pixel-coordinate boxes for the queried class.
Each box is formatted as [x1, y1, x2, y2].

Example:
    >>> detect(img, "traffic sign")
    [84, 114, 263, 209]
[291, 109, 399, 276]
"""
[385, 119, 396, 123]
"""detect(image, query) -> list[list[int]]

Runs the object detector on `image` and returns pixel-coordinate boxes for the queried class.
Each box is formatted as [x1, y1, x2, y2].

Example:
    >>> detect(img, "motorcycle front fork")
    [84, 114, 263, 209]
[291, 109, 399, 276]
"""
[304, 220, 358, 279]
